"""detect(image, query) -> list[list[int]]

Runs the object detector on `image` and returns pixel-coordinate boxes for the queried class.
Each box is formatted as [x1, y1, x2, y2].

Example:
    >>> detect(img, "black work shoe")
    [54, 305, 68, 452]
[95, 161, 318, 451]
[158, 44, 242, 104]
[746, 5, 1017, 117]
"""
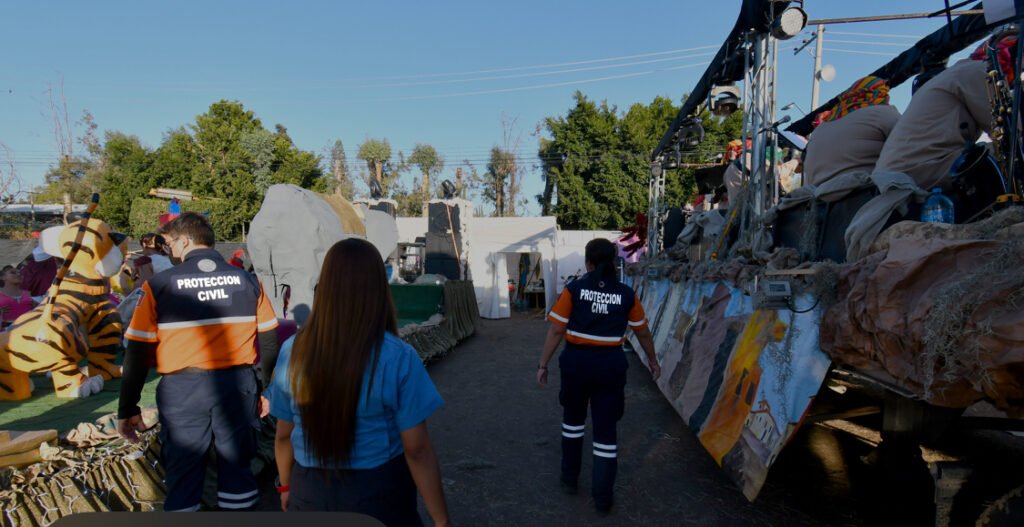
[594, 499, 613, 515]
[560, 477, 578, 495]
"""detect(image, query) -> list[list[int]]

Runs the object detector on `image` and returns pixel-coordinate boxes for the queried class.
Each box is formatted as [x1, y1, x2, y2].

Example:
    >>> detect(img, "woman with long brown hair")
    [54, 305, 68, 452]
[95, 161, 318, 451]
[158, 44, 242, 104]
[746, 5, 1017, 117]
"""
[269, 238, 450, 526]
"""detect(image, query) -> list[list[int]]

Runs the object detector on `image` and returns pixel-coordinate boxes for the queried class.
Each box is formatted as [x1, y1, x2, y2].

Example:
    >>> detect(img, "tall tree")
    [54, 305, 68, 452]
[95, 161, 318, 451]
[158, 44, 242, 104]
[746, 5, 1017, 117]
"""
[146, 127, 199, 191]
[94, 132, 153, 229]
[357, 139, 392, 194]
[36, 83, 99, 207]
[483, 147, 517, 217]
[500, 116, 524, 217]
[240, 128, 276, 192]
[0, 142, 21, 209]
[539, 92, 622, 229]
[537, 91, 737, 230]
[188, 100, 264, 238]
[270, 124, 325, 191]
[408, 144, 443, 216]
[330, 139, 353, 199]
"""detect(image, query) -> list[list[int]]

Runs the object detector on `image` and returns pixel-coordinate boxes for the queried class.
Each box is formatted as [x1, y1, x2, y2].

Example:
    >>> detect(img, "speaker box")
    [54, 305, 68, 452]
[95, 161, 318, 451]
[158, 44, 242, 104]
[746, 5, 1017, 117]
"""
[425, 256, 460, 280]
[773, 201, 826, 261]
[818, 186, 877, 263]
[426, 233, 461, 260]
[428, 202, 461, 233]
[661, 208, 686, 250]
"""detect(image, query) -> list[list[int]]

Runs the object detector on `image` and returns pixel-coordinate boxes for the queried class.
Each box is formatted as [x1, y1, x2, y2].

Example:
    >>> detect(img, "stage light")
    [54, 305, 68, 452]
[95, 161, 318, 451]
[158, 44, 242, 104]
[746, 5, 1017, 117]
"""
[771, 7, 808, 40]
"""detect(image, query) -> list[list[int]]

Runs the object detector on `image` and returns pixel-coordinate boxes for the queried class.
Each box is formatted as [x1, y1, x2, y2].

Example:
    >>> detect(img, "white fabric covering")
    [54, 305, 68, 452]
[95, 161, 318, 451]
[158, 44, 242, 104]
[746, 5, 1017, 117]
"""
[554, 231, 621, 293]
[248, 184, 363, 325]
[465, 217, 558, 319]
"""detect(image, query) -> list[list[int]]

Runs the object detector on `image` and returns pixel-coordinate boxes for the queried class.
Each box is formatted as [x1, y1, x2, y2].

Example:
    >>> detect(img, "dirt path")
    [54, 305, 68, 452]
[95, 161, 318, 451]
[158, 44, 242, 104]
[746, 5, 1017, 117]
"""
[424, 314, 843, 526]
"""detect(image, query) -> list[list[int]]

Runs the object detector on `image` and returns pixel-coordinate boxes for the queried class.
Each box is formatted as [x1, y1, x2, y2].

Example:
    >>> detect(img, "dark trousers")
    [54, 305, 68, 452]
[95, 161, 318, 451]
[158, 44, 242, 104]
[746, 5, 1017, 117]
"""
[288, 454, 424, 527]
[157, 366, 260, 512]
[558, 345, 627, 506]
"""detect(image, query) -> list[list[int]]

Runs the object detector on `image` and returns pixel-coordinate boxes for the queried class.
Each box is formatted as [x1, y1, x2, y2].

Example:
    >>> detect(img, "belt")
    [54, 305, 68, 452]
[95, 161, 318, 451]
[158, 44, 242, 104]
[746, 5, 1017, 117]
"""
[172, 364, 253, 375]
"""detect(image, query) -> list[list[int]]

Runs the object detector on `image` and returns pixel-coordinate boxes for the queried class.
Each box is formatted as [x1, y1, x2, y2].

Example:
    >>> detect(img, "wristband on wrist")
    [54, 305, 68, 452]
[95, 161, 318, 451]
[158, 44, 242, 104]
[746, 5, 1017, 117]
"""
[275, 476, 289, 494]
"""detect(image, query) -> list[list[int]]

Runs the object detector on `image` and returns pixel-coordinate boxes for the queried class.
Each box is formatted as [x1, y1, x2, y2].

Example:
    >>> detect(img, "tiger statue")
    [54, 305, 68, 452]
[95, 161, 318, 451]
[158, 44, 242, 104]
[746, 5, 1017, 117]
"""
[0, 216, 128, 400]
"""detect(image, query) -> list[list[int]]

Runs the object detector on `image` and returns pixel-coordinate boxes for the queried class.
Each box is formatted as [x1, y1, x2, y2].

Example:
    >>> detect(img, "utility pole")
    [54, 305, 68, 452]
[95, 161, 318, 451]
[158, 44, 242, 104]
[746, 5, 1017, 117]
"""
[811, 24, 824, 109]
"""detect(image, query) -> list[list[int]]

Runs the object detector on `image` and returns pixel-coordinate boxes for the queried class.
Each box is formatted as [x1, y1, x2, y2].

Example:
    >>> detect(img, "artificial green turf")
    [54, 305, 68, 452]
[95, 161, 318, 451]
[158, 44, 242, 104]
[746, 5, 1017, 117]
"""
[0, 371, 159, 433]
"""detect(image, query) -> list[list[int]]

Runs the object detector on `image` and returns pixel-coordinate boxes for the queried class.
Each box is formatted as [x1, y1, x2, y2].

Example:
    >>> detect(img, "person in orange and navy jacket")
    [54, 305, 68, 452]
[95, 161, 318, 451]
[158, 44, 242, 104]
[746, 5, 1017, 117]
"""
[536, 238, 660, 515]
[117, 212, 280, 512]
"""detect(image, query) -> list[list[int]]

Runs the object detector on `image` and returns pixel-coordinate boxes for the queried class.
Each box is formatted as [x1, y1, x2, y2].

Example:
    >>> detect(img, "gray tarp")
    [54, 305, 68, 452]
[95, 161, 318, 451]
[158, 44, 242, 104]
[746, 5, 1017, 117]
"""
[844, 172, 929, 262]
[248, 184, 363, 325]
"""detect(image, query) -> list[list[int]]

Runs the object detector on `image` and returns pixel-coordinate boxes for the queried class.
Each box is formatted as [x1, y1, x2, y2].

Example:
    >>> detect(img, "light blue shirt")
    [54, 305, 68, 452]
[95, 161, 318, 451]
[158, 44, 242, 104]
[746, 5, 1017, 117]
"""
[268, 332, 444, 469]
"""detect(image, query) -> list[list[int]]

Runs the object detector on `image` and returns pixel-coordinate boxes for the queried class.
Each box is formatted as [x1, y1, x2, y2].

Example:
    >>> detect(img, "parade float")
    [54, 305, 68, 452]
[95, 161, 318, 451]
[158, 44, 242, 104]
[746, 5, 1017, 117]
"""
[629, 1, 1024, 524]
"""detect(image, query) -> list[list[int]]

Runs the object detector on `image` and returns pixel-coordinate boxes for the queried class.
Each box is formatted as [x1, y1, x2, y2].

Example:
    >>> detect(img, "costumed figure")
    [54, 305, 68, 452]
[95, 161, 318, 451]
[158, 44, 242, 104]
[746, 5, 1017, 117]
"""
[803, 75, 900, 187]
[0, 195, 127, 400]
[874, 37, 1011, 190]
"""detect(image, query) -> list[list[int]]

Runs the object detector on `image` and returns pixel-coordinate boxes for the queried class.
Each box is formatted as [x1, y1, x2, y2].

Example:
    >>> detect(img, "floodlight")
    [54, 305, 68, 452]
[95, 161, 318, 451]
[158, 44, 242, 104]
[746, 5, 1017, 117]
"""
[771, 7, 808, 40]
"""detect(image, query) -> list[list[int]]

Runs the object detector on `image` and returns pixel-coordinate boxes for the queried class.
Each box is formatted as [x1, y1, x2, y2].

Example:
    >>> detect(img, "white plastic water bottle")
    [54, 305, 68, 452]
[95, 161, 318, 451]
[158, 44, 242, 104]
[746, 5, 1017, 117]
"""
[921, 187, 955, 224]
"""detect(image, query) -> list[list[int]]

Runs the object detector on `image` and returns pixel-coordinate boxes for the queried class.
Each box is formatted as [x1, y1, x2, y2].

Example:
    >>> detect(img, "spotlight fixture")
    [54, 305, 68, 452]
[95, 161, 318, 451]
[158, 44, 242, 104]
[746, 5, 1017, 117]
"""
[771, 7, 808, 40]
[441, 180, 456, 199]
[710, 85, 741, 116]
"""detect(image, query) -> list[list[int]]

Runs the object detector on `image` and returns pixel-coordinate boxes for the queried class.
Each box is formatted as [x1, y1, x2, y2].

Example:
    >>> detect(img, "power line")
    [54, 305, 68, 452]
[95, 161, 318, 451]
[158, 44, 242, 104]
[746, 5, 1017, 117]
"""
[354, 52, 716, 89]
[827, 30, 923, 39]
[376, 62, 710, 102]
[340, 45, 721, 82]
[827, 39, 915, 47]
[823, 47, 899, 57]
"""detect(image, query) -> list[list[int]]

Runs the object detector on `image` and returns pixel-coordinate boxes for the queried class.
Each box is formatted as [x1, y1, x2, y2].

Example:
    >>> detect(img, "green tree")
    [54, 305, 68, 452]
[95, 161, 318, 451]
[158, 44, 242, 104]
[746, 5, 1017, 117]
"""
[41, 99, 327, 238]
[188, 100, 264, 239]
[146, 128, 199, 190]
[330, 139, 353, 199]
[481, 147, 518, 217]
[240, 128, 276, 192]
[538, 91, 739, 229]
[357, 138, 393, 194]
[408, 144, 443, 216]
[94, 132, 153, 230]
[270, 124, 326, 191]
[539, 92, 624, 228]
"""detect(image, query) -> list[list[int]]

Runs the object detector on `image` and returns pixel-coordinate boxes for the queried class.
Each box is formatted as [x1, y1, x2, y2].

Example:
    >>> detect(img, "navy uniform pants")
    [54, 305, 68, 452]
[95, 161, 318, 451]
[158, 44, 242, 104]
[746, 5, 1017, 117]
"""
[157, 365, 260, 512]
[558, 345, 628, 506]
[289, 454, 424, 526]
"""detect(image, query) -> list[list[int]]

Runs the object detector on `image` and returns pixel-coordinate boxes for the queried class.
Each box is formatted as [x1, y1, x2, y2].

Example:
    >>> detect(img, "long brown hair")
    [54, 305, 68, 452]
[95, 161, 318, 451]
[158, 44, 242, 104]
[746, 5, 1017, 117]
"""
[289, 238, 398, 466]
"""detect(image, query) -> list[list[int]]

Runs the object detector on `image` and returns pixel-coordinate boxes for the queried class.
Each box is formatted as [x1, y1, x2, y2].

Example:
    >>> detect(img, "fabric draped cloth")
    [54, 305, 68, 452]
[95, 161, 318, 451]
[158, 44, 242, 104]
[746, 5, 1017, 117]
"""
[969, 35, 1018, 84]
[820, 76, 891, 125]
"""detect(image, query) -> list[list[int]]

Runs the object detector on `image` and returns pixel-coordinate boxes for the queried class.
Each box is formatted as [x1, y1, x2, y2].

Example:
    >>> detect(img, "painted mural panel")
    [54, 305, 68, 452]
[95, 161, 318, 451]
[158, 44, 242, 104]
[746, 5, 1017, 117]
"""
[628, 276, 831, 501]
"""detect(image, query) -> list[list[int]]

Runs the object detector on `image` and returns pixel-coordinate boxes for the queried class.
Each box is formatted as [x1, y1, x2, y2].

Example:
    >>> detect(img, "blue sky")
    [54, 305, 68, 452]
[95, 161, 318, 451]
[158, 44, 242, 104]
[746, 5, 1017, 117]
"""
[0, 1, 979, 216]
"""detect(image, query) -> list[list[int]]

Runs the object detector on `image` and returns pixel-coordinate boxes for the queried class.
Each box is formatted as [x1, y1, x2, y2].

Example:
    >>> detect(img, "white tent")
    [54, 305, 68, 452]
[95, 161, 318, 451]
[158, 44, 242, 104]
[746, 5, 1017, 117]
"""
[554, 230, 621, 294]
[465, 217, 558, 319]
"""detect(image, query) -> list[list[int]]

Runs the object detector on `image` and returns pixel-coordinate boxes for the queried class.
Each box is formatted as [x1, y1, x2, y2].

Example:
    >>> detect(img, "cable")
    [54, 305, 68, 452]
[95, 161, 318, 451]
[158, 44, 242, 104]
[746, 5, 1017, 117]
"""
[354, 52, 717, 89]
[787, 295, 820, 314]
[375, 62, 711, 102]
[827, 31, 923, 39]
[322, 45, 720, 82]
[823, 47, 899, 57]
[827, 39, 916, 47]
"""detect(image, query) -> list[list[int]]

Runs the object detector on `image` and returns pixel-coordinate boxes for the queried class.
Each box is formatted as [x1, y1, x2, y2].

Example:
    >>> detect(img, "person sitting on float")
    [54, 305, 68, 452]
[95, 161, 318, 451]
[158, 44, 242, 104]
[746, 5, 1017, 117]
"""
[804, 75, 900, 187]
